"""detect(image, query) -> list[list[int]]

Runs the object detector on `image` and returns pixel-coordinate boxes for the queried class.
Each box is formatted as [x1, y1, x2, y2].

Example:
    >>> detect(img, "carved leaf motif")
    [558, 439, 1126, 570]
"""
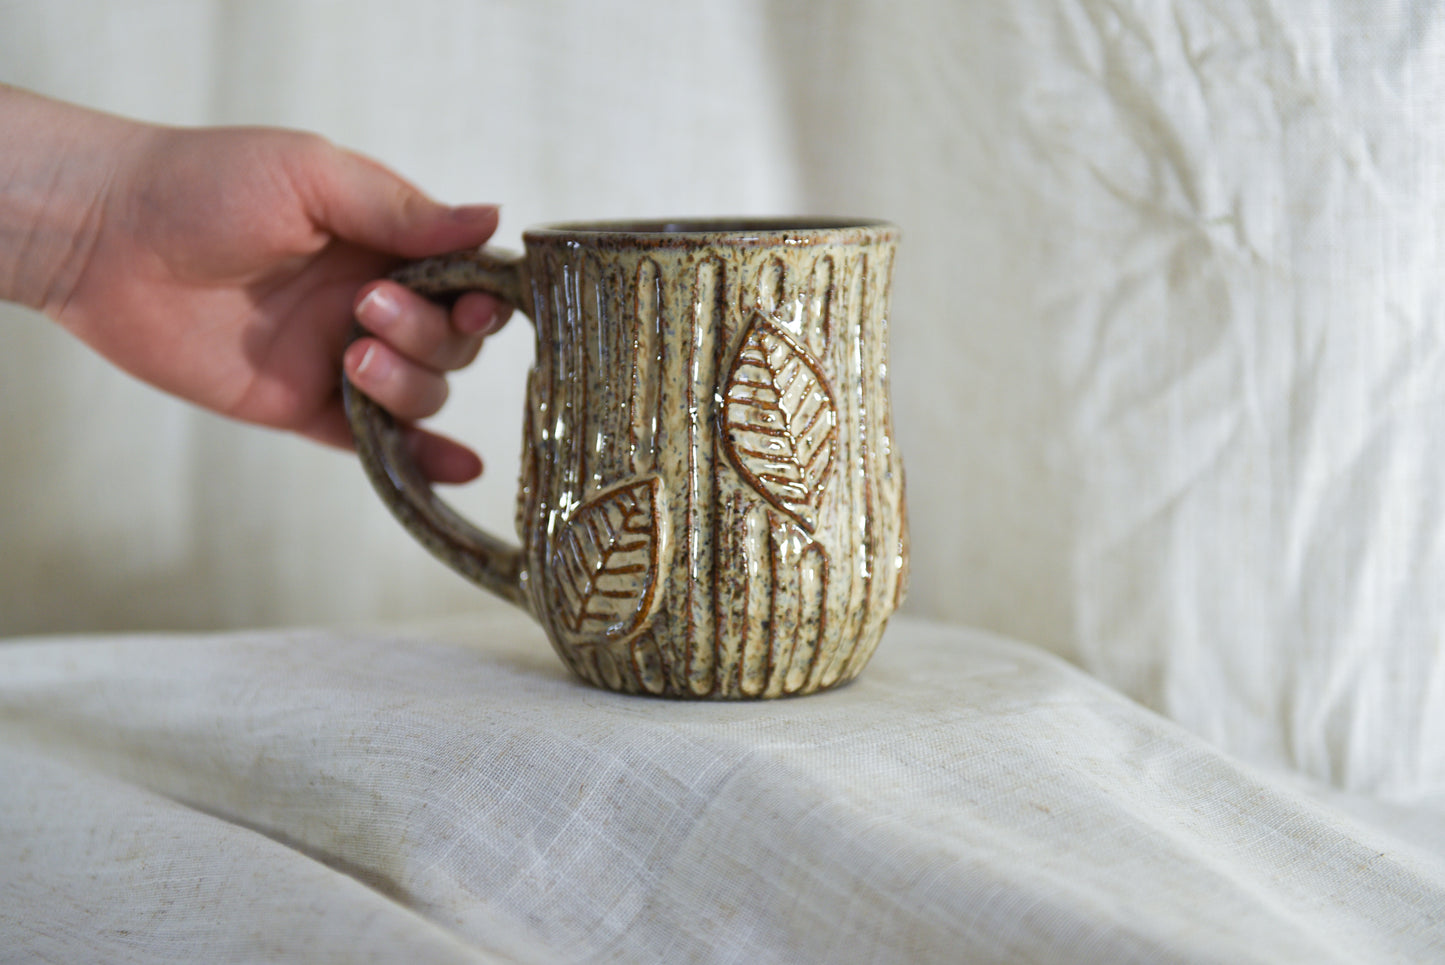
[551, 476, 663, 640]
[721, 313, 837, 530]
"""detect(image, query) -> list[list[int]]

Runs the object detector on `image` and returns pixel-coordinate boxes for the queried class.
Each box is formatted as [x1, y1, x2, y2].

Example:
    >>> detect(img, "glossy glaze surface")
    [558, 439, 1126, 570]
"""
[347, 220, 907, 698]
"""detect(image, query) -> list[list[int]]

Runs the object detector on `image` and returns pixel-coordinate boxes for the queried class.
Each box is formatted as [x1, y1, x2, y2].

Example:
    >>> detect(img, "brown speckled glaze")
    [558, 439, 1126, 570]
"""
[344, 219, 907, 698]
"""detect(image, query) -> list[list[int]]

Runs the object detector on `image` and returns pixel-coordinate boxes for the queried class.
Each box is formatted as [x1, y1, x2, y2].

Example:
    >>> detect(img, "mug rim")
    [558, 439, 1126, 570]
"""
[524, 217, 898, 245]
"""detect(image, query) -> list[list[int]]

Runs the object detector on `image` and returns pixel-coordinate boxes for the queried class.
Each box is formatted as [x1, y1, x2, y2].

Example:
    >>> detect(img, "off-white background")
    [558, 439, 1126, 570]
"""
[4, 0, 1445, 799]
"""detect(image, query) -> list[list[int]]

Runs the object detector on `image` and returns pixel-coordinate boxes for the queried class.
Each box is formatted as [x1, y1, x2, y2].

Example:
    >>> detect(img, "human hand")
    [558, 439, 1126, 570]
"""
[345, 276, 512, 483]
[3, 87, 506, 483]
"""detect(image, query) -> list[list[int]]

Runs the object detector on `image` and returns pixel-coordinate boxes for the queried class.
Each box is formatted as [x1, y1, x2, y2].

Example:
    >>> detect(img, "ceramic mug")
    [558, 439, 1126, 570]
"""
[343, 218, 907, 698]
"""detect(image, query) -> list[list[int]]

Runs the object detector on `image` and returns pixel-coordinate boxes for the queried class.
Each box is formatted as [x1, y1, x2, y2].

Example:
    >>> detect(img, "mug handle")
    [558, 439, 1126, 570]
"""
[341, 246, 534, 612]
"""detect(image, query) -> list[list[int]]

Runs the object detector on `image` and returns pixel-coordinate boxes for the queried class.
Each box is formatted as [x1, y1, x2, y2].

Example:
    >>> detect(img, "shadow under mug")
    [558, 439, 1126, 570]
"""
[343, 218, 907, 699]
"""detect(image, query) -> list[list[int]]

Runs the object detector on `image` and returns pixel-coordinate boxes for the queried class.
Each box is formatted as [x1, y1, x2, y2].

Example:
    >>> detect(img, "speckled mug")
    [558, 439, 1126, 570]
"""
[343, 219, 907, 698]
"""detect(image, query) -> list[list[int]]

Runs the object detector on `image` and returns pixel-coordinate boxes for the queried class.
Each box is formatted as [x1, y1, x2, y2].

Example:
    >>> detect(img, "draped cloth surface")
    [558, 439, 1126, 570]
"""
[5, 615, 1443, 963]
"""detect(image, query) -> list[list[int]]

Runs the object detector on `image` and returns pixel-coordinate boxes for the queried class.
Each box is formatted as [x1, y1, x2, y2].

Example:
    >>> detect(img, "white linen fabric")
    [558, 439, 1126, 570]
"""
[3, 0, 1443, 798]
[4, 615, 1444, 964]
[4, 0, 1445, 958]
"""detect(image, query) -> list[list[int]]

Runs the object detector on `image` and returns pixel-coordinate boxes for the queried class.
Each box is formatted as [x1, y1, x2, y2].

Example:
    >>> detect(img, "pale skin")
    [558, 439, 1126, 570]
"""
[0, 85, 509, 483]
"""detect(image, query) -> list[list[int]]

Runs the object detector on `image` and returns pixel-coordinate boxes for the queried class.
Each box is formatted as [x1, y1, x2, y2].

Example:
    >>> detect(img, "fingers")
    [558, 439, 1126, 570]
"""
[291, 139, 509, 483]
[343, 338, 449, 421]
[297, 137, 500, 259]
[406, 427, 485, 485]
[453, 290, 514, 339]
[354, 281, 510, 371]
[302, 407, 482, 485]
[330, 344, 486, 484]
[346, 279, 511, 434]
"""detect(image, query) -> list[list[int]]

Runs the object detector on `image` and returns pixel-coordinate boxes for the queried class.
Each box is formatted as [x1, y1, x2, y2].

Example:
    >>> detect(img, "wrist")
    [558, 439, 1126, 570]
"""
[0, 85, 149, 315]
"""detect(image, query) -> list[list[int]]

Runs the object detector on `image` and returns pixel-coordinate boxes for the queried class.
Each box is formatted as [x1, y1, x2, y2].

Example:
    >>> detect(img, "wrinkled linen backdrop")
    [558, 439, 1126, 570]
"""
[3, 0, 1445, 961]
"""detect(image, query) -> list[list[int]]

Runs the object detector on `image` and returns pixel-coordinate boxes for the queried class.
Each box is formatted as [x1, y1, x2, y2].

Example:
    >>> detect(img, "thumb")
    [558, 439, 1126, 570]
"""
[303, 143, 499, 258]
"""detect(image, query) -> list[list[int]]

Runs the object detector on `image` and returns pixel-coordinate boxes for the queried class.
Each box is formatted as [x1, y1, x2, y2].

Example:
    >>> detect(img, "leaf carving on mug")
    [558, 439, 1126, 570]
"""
[721, 312, 837, 531]
[552, 475, 664, 641]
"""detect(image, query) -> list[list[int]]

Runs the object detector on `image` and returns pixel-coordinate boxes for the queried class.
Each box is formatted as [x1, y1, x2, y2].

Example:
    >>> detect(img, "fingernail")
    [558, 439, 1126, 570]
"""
[354, 342, 379, 377]
[455, 305, 496, 336]
[455, 313, 487, 336]
[450, 203, 499, 224]
[455, 292, 510, 336]
[357, 286, 399, 330]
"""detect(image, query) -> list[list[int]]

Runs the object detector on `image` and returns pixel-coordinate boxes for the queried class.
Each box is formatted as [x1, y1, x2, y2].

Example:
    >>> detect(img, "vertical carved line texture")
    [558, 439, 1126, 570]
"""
[522, 235, 900, 698]
[630, 259, 661, 471]
[684, 260, 723, 695]
[761, 519, 830, 698]
[845, 244, 898, 681]
[710, 258, 733, 697]
[578, 252, 602, 493]
[809, 254, 835, 358]
[818, 252, 870, 688]
[533, 249, 674, 694]
[738, 498, 771, 698]
[712, 490, 747, 694]
[630, 630, 667, 695]
[755, 256, 785, 319]
[529, 249, 582, 681]
[517, 369, 535, 541]
[846, 251, 877, 681]
[563, 254, 588, 506]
